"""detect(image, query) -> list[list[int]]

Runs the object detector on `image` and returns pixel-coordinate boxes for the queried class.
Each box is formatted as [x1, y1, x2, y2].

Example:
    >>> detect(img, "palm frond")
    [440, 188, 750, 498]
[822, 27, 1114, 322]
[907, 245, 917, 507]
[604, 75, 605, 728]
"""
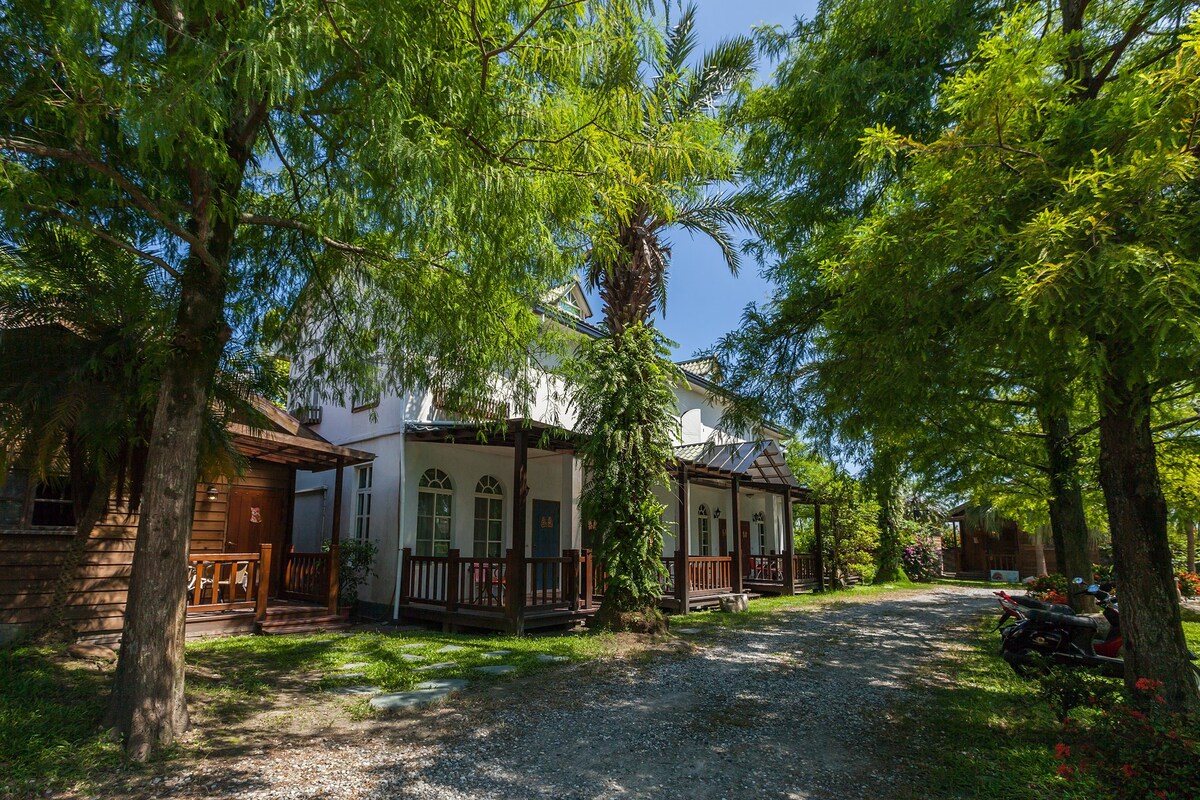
[661, 2, 699, 78]
[678, 35, 756, 115]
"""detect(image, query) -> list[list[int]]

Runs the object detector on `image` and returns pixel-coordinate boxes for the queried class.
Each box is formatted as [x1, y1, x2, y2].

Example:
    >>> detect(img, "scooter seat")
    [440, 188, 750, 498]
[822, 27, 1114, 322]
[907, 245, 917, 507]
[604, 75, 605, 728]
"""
[1012, 595, 1076, 616]
[1026, 608, 1099, 630]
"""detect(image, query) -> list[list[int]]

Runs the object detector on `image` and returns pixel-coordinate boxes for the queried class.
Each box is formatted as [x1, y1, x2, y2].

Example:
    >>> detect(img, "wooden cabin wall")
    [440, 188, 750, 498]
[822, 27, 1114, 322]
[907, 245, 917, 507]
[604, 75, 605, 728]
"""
[0, 461, 290, 643]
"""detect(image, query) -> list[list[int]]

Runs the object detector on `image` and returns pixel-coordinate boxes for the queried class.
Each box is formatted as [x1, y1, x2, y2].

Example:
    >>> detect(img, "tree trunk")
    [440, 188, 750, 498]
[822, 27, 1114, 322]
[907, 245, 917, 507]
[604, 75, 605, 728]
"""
[33, 479, 112, 643]
[1033, 532, 1048, 577]
[1041, 407, 1095, 612]
[873, 468, 903, 583]
[105, 215, 238, 758]
[1097, 351, 1199, 711]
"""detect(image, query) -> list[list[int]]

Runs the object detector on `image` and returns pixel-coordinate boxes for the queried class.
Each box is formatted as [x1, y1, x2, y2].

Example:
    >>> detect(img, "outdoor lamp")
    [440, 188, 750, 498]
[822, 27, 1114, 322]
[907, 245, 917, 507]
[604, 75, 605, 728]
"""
[713, 508, 721, 519]
[205, 484, 219, 500]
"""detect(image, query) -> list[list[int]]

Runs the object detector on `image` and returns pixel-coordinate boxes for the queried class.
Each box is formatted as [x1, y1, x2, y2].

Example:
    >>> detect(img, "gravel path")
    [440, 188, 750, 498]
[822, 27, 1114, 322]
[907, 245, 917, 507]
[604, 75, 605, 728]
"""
[111, 586, 996, 800]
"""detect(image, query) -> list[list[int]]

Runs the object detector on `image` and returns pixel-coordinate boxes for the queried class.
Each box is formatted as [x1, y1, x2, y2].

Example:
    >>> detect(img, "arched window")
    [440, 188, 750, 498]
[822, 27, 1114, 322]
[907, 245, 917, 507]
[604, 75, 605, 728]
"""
[698, 504, 711, 556]
[753, 511, 767, 554]
[417, 468, 453, 556]
[473, 475, 504, 558]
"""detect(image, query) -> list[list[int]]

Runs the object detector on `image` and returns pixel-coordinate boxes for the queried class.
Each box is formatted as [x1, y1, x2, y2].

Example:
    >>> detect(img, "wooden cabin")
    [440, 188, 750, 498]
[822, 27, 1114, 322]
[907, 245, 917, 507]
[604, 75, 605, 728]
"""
[942, 504, 1100, 580]
[0, 405, 373, 645]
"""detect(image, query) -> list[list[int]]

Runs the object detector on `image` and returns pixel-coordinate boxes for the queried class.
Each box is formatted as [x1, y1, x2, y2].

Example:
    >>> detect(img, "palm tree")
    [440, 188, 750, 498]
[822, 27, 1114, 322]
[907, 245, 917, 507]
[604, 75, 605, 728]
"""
[0, 228, 276, 641]
[585, 3, 765, 337]
[577, 4, 769, 630]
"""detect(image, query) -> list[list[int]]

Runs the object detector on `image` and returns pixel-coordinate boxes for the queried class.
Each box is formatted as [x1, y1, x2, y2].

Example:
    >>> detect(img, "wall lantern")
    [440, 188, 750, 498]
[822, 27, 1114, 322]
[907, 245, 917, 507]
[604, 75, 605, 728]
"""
[712, 507, 721, 519]
[205, 484, 219, 501]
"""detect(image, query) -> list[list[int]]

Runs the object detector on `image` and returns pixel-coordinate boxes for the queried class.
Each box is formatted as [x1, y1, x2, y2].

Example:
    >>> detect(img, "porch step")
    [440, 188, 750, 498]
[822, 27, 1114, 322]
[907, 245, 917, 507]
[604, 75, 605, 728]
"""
[262, 604, 339, 622]
[258, 614, 351, 635]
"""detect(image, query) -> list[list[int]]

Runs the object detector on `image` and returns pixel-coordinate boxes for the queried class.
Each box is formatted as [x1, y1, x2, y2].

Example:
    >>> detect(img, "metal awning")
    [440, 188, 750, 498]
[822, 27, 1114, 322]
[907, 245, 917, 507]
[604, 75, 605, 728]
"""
[673, 439, 805, 494]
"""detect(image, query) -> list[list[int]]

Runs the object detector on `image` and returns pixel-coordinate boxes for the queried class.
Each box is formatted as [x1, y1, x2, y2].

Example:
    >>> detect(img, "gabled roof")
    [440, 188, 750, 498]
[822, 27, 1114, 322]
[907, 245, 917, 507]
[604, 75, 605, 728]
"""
[675, 439, 802, 491]
[541, 279, 593, 321]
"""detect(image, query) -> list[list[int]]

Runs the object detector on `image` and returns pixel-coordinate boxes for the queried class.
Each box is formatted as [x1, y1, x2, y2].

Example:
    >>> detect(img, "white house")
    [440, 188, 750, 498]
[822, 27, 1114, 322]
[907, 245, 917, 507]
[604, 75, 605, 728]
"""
[290, 282, 817, 631]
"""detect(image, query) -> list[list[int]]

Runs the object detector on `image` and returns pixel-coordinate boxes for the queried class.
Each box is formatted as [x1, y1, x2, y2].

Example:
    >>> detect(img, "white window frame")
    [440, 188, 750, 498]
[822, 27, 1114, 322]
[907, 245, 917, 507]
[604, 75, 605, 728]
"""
[473, 475, 504, 558]
[417, 468, 454, 556]
[354, 465, 373, 540]
[698, 504, 711, 557]
[753, 511, 766, 554]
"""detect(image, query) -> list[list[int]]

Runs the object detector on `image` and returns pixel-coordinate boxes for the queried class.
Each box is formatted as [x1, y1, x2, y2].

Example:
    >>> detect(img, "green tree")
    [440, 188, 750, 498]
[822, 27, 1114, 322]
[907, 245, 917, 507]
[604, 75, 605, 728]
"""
[0, 0, 647, 758]
[576, 3, 763, 628]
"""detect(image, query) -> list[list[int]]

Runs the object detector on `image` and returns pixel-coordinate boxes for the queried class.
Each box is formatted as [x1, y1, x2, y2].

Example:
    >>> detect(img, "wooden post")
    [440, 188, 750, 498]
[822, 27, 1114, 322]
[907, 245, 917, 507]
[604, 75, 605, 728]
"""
[730, 476, 743, 593]
[676, 464, 690, 612]
[814, 502, 826, 593]
[782, 490, 796, 595]
[328, 458, 345, 613]
[581, 549, 594, 610]
[255, 544, 273, 622]
[509, 427, 529, 634]
[399, 547, 412, 609]
[446, 549, 460, 612]
[566, 549, 581, 611]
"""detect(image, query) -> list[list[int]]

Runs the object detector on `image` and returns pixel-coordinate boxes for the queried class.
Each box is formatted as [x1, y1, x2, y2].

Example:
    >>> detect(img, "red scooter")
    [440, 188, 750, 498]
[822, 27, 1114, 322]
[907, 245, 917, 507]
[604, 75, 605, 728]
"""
[994, 578, 1123, 678]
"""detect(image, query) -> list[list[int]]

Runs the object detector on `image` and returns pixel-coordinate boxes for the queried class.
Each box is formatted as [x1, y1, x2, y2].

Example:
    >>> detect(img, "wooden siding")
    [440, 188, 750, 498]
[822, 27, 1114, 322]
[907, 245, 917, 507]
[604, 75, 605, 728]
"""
[0, 461, 291, 642]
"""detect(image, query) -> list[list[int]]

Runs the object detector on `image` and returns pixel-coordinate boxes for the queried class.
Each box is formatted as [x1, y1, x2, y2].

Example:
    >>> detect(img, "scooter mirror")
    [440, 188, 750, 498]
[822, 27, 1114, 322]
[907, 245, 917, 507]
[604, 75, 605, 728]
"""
[1088, 584, 1100, 593]
[1072, 577, 1085, 584]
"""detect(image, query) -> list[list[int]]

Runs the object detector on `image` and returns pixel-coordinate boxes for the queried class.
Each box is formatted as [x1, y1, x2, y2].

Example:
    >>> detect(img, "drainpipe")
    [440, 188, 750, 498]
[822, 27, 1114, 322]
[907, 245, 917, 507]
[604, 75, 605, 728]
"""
[391, 393, 408, 621]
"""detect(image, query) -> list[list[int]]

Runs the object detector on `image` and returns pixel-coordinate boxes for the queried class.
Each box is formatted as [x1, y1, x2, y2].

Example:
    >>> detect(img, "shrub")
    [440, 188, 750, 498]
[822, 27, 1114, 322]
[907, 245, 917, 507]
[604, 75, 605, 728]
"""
[1056, 679, 1200, 799]
[901, 537, 940, 582]
[1028, 573, 1069, 599]
[1092, 563, 1116, 584]
[1176, 571, 1200, 598]
[324, 537, 378, 608]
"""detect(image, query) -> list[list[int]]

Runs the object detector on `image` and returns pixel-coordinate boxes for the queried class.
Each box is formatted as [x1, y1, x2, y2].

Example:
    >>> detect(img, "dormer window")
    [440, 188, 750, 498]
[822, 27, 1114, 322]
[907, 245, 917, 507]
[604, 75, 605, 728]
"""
[558, 294, 582, 318]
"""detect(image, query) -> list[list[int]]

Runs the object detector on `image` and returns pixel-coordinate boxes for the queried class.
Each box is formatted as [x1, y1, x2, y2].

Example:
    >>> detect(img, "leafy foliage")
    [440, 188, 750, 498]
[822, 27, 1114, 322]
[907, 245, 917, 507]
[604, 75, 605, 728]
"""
[900, 537, 940, 583]
[573, 325, 679, 619]
[789, 448, 880, 586]
[324, 537, 379, 608]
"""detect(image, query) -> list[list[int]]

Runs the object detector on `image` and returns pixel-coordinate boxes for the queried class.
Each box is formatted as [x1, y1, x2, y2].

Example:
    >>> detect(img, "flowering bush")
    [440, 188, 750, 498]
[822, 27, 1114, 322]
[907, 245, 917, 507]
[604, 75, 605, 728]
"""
[1092, 563, 1116, 584]
[1176, 571, 1200, 598]
[1028, 573, 1069, 599]
[900, 537, 940, 582]
[1055, 678, 1200, 799]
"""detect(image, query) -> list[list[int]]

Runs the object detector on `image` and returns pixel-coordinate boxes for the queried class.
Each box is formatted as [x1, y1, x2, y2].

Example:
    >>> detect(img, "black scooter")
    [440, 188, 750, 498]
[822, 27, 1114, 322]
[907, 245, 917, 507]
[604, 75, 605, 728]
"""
[994, 578, 1125, 678]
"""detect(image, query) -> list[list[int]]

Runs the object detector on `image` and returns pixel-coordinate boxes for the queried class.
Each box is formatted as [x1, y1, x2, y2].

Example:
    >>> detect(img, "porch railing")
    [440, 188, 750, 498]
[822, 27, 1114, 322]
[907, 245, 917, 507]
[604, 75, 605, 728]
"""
[794, 553, 816, 583]
[988, 553, 1019, 573]
[686, 556, 733, 595]
[281, 550, 330, 603]
[747, 554, 785, 582]
[399, 548, 597, 616]
[187, 544, 272, 621]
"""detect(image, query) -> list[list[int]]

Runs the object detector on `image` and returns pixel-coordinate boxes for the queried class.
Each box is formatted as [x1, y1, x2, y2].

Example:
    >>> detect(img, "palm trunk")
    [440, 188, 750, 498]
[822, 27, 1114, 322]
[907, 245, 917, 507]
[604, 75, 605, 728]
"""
[1097, 347, 1199, 711]
[1040, 407, 1094, 612]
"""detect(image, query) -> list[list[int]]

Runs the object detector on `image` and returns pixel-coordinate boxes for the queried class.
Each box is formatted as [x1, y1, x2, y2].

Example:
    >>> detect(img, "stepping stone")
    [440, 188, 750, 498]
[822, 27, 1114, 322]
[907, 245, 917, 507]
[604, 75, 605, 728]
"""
[398, 643, 423, 650]
[675, 628, 701, 634]
[482, 650, 511, 658]
[398, 653, 424, 663]
[436, 645, 467, 653]
[340, 662, 369, 670]
[330, 685, 379, 695]
[369, 679, 468, 712]
[534, 654, 569, 664]
[475, 664, 516, 676]
[339, 672, 366, 679]
[414, 661, 456, 672]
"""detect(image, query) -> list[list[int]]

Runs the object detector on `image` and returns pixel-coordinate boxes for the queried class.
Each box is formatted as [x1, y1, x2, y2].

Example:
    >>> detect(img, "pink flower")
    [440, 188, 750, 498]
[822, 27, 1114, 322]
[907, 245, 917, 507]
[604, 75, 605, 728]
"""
[1135, 678, 1164, 691]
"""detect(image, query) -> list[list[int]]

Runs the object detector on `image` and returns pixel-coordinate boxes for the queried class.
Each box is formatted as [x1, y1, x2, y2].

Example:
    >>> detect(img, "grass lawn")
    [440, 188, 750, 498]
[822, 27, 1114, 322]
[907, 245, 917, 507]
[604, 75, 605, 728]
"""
[891, 600, 1200, 799]
[0, 625, 620, 798]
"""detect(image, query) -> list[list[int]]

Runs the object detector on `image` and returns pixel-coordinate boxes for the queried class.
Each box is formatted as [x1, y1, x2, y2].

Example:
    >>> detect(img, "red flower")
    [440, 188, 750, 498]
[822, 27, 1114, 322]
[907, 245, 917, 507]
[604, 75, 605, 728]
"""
[1135, 678, 1164, 691]
[1154, 792, 1167, 799]
[1122, 764, 1135, 778]
[1054, 742, 1071, 759]
[1128, 709, 1148, 721]
[1056, 764, 1075, 780]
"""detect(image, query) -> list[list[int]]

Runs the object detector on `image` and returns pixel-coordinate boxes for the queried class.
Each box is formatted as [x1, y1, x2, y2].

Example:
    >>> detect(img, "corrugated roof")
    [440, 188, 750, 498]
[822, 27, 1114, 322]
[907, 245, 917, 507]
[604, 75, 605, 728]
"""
[675, 439, 800, 489]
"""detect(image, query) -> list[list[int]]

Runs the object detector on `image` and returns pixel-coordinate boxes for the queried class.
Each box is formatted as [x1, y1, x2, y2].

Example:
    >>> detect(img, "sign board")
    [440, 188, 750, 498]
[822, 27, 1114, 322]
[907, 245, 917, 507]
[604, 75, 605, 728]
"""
[991, 569, 1019, 583]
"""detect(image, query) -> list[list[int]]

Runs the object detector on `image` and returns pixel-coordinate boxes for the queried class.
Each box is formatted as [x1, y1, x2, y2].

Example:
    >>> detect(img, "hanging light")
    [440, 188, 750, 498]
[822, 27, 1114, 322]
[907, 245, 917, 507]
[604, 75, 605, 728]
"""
[205, 484, 219, 500]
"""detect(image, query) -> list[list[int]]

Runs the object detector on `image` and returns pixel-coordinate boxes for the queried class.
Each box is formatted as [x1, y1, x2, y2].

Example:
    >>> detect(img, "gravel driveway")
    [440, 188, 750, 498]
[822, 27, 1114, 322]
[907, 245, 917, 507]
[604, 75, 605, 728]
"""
[113, 586, 996, 800]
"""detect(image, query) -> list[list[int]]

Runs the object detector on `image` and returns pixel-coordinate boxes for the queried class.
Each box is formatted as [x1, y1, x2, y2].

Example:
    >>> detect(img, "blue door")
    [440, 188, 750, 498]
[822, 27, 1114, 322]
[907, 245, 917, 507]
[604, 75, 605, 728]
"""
[532, 499, 561, 590]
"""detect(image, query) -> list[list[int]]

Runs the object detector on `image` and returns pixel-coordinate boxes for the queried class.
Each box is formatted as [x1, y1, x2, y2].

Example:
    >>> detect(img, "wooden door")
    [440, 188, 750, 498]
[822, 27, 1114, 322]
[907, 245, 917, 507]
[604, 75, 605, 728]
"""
[532, 499, 560, 590]
[226, 487, 287, 592]
[718, 519, 729, 556]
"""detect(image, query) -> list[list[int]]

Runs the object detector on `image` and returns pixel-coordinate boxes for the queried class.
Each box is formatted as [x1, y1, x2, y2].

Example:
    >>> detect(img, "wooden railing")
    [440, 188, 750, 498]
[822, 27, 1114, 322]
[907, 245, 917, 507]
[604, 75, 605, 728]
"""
[659, 557, 676, 593]
[988, 553, 1019, 573]
[399, 548, 597, 615]
[282, 550, 330, 603]
[794, 553, 816, 583]
[687, 556, 732, 595]
[747, 554, 785, 582]
[187, 545, 272, 621]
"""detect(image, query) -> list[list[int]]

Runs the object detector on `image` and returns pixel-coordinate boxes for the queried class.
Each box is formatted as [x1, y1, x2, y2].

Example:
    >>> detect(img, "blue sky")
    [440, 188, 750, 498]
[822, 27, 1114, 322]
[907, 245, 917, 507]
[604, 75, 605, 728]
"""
[583, 1, 820, 359]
